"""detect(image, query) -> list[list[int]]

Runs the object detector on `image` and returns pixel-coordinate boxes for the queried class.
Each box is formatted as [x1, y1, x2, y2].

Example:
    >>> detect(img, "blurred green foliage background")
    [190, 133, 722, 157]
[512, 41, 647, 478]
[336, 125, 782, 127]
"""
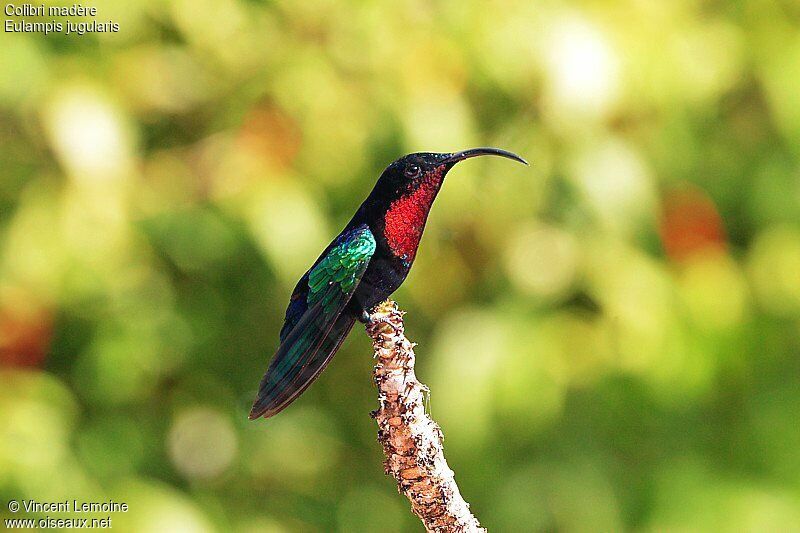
[1, 0, 800, 531]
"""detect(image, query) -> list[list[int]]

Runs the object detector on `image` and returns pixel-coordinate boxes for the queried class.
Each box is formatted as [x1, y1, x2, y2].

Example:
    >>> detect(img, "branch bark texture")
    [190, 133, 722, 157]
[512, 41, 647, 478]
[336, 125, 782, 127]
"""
[366, 300, 485, 533]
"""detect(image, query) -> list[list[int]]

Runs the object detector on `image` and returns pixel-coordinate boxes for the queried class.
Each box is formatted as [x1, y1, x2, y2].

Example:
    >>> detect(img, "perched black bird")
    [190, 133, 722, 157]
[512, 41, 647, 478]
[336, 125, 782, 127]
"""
[249, 148, 527, 420]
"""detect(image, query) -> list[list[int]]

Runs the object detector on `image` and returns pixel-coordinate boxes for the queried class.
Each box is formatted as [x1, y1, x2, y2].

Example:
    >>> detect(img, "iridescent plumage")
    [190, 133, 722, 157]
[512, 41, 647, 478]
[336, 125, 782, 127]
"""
[250, 149, 526, 420]
[249, 226, 375, 419]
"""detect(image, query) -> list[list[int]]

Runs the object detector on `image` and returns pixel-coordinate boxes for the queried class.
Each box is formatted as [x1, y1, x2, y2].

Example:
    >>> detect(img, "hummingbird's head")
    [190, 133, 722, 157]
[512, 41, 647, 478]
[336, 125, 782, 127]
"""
[369, 148, 527, 264]
[378, 147, 528, 200]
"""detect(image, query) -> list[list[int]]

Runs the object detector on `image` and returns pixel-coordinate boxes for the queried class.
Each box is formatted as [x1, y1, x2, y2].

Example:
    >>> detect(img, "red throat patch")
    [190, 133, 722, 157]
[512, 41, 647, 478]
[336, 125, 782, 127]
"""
[384, 166, 445, 263]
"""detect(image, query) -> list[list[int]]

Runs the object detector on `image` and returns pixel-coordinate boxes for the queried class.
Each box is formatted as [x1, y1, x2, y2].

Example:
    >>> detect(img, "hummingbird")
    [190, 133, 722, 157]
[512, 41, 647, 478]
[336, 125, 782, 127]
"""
[249, 148, 527, 420]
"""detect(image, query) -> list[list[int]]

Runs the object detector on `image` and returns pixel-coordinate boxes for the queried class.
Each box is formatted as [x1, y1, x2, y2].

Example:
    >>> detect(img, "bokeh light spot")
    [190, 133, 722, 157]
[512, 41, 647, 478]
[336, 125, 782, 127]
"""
[168, 407, 238, 481]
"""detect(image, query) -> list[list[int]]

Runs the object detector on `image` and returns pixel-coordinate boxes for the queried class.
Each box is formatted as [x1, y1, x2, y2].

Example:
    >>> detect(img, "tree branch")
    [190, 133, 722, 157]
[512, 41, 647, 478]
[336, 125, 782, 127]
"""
[366, 300, 485, 533]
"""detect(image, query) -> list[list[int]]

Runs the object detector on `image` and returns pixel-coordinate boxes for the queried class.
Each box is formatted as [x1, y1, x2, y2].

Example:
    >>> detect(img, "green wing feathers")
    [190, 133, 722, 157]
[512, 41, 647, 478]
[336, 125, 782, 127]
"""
[249, 225, 376, 420]
[307, 227, 376, 310]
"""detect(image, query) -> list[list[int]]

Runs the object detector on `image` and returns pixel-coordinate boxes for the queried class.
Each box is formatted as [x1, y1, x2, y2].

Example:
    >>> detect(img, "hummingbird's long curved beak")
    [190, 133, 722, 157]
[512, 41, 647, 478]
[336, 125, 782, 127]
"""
[444, 147, 528, 166]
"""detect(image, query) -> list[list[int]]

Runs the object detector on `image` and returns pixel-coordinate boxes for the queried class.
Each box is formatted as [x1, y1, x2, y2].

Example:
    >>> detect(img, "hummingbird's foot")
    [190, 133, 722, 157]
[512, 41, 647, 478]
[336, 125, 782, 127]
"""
[357, 308, 371, 324]
[360, 307, 395, 327]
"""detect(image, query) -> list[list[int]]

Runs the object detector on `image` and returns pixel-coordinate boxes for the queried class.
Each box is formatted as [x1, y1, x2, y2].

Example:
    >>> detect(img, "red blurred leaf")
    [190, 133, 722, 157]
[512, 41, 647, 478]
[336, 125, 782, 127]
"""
[0, 291, 52, 368]
[660, 186, 727, 262]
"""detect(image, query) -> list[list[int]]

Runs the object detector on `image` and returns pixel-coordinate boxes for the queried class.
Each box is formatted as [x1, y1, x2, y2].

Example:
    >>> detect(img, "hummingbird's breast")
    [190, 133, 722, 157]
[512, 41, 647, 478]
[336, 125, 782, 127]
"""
[382, 171, 444, 264]
[354, 252, 408, 310]
[351, 166, 446, 311]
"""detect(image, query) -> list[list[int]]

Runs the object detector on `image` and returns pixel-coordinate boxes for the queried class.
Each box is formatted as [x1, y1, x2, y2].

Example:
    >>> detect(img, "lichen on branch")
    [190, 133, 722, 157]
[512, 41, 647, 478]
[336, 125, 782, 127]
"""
[367, 300, 485, 533]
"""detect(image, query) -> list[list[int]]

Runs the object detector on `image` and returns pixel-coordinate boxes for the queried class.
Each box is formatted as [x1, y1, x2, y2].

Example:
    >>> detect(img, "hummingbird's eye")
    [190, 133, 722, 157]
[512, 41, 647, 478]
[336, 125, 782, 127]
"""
[404, 165, 421, 179]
